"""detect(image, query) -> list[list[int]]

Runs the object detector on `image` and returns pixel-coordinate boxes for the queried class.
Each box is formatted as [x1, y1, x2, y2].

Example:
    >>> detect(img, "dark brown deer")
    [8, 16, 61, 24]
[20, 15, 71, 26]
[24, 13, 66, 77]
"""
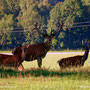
[57, 45, 90, 70]
[12, 22, 63, 68]
[0, 45, 26, 71]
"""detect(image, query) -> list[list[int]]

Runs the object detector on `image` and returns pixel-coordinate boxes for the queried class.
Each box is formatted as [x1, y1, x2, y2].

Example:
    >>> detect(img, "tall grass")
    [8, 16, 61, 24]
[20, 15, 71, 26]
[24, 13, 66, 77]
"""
[0, 67, 90, 78]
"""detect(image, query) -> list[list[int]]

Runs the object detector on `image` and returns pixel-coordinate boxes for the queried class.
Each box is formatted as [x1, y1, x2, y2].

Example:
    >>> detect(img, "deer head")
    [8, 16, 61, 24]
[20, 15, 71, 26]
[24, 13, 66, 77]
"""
[12, 45, 27, 55]
[32, 21, 63, 41]
[82, 40, 90, 50]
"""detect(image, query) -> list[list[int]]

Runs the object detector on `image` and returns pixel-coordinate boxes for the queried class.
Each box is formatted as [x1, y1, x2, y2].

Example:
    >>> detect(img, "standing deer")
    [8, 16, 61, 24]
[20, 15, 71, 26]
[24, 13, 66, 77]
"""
[0, 45, 26, 71]
[12, 22, 63, 68]
[57, 44, 90, 69]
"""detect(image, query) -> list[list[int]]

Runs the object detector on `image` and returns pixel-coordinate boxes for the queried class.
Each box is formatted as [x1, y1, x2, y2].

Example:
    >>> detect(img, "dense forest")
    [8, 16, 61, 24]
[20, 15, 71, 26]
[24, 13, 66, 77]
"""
[0, 0, 90, 50]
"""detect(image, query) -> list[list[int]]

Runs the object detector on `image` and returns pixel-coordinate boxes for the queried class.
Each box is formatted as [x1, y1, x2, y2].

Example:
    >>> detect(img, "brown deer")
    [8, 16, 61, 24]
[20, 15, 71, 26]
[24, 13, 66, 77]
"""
[57, 45, 90, 70]
[0, 45, 26, 71]
[12, 22, 63, 68]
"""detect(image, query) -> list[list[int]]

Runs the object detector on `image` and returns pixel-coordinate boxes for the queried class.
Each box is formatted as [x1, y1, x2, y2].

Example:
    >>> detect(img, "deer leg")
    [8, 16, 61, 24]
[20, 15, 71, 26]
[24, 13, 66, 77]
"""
[18, 64, 24, 71]
[82, 63, 84, 66]
[60, 66, 65, 70]
[12, 67, 18, 71]
[37, 58, 42, 68]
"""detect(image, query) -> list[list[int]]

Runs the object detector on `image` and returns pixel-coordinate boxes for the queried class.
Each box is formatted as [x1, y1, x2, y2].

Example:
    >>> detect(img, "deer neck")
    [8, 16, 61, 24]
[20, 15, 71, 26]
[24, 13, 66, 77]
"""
[21, 49, 26, 60]
[83, 49, 89, 62]
[44, 40, 52, 50]
[15, 54, 22, 61]
[15, 51, 23, 59]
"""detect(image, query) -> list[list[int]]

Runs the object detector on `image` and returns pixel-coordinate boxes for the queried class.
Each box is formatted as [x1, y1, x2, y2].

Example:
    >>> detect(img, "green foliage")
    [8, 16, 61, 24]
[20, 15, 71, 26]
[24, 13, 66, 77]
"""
[0, 14, 14, 49]
[61, 0, 83, 24]
[18, 0, 40, 29]
[82, 0, 90, 6]
[18, 0, 41, 45]
[49, 2, 62, 26]
[1, 0, 20, 17]
[49, 0, 84, 27]
[0, 0, 21, 49]
[18, 0, 52, 44]
[0, 0, 4, 19]
[49, 0, 90, 49]
[0, 0, 90, 50]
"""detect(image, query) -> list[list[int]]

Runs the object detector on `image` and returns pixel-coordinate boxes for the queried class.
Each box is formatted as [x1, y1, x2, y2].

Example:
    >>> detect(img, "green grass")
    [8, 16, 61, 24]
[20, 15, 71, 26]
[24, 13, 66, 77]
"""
[0, 52, 90, 90]
[0, 75, 90, 90]
[0, 67, 90, 78]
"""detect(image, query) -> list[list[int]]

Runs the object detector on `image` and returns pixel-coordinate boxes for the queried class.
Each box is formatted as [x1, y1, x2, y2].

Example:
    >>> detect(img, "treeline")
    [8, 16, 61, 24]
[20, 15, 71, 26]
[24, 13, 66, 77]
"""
[0, 0, 90, 50]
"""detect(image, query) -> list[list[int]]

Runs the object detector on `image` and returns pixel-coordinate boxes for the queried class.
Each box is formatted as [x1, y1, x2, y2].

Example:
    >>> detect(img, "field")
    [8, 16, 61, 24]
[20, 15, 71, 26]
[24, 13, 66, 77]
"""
[0, 52, 90, 90]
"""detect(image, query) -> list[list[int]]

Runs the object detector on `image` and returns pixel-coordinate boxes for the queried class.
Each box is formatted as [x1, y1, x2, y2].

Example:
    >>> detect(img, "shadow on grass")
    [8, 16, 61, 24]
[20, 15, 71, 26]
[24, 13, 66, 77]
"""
[0, 68, 90, 78]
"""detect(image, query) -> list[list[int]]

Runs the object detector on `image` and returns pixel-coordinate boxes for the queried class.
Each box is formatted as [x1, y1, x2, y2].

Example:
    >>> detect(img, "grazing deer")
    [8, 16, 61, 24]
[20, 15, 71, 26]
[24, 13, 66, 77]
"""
[12, 22, 63, 68]
[57, 45, 90, 69]
[0, 45, 26, 71]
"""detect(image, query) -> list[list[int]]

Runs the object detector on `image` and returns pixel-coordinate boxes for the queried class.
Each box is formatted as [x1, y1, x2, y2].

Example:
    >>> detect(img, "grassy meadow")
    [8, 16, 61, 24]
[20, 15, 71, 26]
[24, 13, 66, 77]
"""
[0, 51, 90, 90]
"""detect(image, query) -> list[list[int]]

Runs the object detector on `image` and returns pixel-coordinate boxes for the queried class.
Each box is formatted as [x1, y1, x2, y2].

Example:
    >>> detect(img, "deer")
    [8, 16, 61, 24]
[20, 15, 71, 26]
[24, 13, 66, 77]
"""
[57, 43, 90, 70]
[0, 45, 26, 71]
[12, 21, 63, 69]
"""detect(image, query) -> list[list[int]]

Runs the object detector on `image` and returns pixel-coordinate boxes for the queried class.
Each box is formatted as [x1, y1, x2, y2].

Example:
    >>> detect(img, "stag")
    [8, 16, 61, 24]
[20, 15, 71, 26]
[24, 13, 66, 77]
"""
[13, 22, 63, 68]
[0, 45, 26, 71]
[57, 44, 90, 70]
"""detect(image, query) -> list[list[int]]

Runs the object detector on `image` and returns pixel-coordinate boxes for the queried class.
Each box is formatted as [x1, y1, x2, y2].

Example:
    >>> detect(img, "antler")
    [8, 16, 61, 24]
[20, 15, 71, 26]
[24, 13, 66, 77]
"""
[32, 21, 63, 38]
[32, 23, 44, 35]
[32, 22, 49, 38]
[56, 21, 63, 31]
[50, 21, 63, 37]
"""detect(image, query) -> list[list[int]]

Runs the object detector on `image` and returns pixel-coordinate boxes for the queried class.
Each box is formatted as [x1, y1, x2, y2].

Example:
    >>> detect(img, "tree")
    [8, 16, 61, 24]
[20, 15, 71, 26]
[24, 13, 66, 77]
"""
[18, 0, 52, 45]
[2, 0, 20, 17]
[0, 0, 5, 19]
[0, 0, 22, 49]
[49, 0, 90, 49]
[0, 14, 14, 49]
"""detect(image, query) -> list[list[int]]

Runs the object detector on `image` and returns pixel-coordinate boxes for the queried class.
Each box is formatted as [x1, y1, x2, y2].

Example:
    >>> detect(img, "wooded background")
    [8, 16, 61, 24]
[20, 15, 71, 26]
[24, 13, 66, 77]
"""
[0, 0, 90, 50]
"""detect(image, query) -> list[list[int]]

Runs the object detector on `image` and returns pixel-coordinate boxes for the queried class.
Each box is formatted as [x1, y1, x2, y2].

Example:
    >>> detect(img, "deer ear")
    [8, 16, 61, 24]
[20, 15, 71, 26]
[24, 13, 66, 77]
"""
[12, 48, 16, 54]
[24, 47, 27, 53]
[26, 44, 30, 48]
